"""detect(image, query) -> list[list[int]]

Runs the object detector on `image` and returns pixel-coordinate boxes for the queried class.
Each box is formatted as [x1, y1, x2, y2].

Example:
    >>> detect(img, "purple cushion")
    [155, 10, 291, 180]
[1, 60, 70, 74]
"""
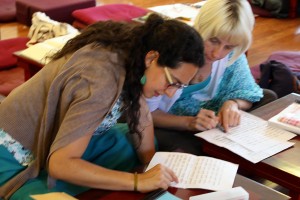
[0, 37, 30, 69]
[247, 0, 273, 18]
[0, 0, 16, 22]
[251, 51, 300, 81]
[72, 4, 148, 25]
[267, 51, 300, 72]
[16, 0, 96, 25]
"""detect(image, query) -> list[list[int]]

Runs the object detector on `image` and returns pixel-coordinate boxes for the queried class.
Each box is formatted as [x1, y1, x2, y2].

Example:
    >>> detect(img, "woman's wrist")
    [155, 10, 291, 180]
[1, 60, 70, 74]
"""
[228, 99, 239, 109]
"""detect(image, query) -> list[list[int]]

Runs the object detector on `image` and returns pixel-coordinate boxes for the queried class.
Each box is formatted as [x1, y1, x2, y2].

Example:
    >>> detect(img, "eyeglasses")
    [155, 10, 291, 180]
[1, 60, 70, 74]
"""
[164, 67, 188, 89]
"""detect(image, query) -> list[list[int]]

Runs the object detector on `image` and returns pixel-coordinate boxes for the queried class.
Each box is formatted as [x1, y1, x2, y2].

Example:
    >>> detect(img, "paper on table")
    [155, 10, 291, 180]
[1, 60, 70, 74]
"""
[268, 102, 300, 135]
[224, 112, 296, 152]
[146, 152, 238, 191]
[30, 192, 78, 200]
[189, 186, 249, 200]
[195, 112, 296, 163]
[148, 4, 199, 26]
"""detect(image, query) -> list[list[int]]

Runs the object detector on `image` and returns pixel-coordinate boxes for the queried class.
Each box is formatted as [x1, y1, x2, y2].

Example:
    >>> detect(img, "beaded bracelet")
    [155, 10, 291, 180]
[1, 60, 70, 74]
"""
[134, 172, 138, 192]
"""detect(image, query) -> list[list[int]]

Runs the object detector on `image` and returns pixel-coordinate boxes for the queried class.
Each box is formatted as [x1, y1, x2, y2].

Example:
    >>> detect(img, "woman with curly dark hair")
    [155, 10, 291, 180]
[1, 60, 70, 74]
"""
[0, 14, 204, 199]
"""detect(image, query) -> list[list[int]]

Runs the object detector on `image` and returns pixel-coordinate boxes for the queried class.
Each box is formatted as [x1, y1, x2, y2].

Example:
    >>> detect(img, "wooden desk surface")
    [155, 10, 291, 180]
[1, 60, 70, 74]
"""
[201, 93, 300, 199]
[76, 94, 300, 200]
[76, 174, 290, 200]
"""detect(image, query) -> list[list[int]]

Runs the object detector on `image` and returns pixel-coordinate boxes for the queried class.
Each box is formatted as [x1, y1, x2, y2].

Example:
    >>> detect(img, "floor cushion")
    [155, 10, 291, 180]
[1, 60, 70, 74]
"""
[251, 51, 300, 81]
[0, 37, 30, 96]
[0, 0, 16, 22]
[16, 0, 96, 26]
[0, 67, 25, 96]
[72, 4, 148, 29]
[0, 37, 30, 70]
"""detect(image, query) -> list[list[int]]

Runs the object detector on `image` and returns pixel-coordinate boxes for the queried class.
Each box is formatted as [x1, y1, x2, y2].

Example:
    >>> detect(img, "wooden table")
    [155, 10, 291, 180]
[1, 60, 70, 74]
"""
[200, 93, 300, 200]
[76, 174, 290, 200]
[14, 51, 44, 81]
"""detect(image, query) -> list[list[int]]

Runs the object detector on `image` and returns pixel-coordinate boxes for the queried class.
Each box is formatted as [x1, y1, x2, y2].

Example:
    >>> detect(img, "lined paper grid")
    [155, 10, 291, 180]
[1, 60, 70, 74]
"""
[196, 111, 296, 163]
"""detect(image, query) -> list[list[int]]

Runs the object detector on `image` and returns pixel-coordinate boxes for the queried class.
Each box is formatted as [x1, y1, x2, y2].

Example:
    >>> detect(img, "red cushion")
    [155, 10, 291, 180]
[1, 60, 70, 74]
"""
[0, 37, 30, 69]
[72, 4, 148, 25]
[16, 0, 95, 25]
[0, 67, 25, 96]
[0, 0, 16, 22]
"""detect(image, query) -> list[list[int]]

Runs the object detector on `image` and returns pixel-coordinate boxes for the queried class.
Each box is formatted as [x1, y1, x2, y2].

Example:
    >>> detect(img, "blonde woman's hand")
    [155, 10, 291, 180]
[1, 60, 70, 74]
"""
[218, 100, 241, 132]
[137, 164, 178, 193]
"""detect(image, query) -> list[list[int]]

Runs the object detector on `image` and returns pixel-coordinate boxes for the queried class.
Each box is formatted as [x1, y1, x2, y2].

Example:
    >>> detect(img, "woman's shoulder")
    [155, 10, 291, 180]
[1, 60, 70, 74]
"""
[226, 53, 248, 71]
[72, 44, 123, 66]
[62, 44, 126, 77]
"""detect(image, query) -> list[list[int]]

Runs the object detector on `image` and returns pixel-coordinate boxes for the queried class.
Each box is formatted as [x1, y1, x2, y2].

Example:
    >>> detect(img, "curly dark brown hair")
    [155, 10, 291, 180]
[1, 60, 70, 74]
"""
[52, 13, 204, 144]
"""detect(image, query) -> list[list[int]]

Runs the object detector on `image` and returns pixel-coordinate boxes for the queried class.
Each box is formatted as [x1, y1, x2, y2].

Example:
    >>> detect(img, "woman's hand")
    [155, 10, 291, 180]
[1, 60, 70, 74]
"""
[218, 100, 241, 132]
[137, 164, 178, 193]
[187, 109, 219, 131]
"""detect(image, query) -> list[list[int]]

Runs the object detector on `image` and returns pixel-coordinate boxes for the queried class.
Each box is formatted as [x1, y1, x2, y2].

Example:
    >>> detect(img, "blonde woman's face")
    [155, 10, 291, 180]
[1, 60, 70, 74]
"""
[204, 37, 237, 64]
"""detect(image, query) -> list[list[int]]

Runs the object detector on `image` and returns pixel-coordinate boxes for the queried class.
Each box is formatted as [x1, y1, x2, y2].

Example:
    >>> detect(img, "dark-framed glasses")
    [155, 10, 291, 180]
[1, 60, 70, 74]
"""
[164, 67, 188, 89]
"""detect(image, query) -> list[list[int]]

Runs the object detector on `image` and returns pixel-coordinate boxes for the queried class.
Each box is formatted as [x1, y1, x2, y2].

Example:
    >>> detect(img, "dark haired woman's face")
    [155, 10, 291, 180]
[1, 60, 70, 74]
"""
[142, 57, 198, 98]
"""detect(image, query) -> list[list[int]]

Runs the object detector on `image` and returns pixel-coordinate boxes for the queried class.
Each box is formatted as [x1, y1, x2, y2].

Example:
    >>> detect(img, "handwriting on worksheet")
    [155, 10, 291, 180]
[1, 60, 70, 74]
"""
[146, 152, 238, 191]
[225, 113, 295, 152]
[195, 111, 296, 163]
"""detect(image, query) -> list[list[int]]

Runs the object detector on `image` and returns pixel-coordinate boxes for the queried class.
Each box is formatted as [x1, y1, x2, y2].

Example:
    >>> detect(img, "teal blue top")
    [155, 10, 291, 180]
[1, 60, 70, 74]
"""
[179, 75, 211, 99]
[169, 54, 263, 116]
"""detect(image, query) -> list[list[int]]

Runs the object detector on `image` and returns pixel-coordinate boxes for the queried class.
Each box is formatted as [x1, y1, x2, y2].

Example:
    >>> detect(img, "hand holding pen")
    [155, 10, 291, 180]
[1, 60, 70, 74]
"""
[193, 108, 219, 131]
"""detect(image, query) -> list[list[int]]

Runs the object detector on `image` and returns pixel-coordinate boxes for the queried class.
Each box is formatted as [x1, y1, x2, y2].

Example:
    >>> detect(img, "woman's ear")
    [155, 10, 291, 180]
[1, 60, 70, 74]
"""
[145, 51, 159, 68]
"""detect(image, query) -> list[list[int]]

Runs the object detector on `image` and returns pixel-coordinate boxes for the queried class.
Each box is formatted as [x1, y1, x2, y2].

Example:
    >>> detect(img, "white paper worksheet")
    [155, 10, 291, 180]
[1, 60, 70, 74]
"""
[146, 152, 238, 191]
[195, 111, 296, 163]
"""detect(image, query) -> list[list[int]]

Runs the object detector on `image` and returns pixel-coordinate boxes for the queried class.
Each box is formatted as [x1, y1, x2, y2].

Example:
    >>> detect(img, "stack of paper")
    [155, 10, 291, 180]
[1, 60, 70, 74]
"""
[195, 111, 296, 163]
[268, 102, 300, 135]
[148, 4, 200, 26]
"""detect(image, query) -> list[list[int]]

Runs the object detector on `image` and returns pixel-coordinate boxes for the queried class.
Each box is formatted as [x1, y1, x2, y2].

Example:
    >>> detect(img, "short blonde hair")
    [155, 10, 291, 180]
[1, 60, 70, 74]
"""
[194, 0, 255, 65]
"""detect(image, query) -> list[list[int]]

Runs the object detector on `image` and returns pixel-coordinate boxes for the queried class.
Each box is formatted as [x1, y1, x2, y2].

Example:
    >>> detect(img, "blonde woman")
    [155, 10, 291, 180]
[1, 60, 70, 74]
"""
[147, 0, 275, 154]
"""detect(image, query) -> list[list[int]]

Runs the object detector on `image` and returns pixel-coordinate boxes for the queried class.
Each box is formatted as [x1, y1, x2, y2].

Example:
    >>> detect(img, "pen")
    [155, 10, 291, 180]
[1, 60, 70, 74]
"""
[217, 123, 226, 133]
[295, 99, 300, 104]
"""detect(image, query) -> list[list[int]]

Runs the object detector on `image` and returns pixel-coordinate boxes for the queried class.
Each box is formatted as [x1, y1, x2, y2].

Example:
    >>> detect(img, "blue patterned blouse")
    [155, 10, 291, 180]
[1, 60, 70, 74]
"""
[169, 54, 263, 116]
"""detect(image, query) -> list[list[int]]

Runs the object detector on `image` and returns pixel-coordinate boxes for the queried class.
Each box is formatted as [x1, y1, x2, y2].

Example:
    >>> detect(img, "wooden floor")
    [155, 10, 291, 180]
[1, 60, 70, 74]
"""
[0, 0, 300, 67]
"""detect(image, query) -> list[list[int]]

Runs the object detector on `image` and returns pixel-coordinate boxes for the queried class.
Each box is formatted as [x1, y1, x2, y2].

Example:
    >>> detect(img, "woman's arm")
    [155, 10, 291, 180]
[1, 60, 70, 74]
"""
[48, 132, 178, 193]
[133, 96, 156, 164]
[152, 109, 219, 132]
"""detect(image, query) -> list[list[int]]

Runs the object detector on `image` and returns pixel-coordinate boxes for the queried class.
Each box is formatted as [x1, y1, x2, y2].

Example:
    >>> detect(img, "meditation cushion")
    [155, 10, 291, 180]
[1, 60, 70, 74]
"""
[16, 0, 96, 26]
[251, 51, 300, 81]
[0, 0, 16, 22]
[0, 67, 25, 96]
[247, 0, 273, 17]
[0, 37, 30, 96]
[0, 37, 29, 70]
[72, 4, 148, 29]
